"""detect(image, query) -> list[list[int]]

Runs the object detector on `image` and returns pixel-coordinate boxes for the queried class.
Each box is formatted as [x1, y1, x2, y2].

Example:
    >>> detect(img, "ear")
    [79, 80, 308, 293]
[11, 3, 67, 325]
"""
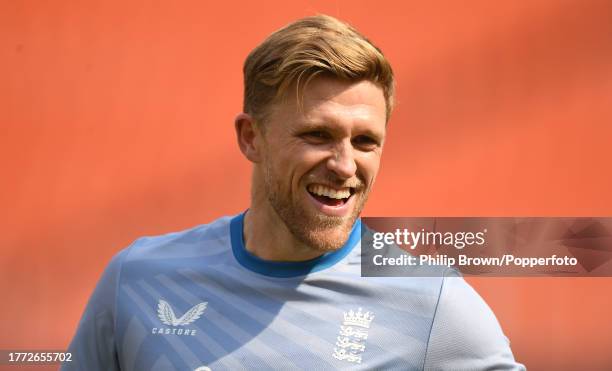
[235, 113, 263, 163]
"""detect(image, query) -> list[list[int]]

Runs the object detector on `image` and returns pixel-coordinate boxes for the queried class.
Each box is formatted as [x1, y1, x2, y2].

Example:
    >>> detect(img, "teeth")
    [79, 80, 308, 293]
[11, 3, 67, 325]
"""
[307, 184, 351, 199]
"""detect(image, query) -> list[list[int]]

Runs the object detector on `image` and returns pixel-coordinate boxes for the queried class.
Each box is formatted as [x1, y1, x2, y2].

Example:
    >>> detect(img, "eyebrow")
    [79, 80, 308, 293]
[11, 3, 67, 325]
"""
[295, 121, 385, 141]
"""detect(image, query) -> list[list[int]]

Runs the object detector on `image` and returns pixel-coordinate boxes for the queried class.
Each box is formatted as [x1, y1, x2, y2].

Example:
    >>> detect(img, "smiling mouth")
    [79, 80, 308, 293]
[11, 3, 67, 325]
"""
[307, 184, 355, 207]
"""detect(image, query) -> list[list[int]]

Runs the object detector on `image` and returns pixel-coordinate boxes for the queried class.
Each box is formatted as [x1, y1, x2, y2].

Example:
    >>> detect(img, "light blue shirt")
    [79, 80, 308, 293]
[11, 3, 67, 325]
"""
[64, 213, 524, 370]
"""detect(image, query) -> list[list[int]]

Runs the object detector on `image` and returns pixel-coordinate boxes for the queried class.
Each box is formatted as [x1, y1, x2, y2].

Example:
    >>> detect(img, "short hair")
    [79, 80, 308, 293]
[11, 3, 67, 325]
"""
[243, 14, 395, 125]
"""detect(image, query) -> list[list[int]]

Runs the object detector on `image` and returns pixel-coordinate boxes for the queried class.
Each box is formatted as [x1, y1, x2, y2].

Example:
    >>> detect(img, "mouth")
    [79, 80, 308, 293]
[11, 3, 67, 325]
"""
[306, 184, 355, 208]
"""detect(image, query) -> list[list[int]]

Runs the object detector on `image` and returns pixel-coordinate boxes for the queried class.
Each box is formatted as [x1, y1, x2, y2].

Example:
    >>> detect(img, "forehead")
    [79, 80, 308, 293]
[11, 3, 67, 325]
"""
[271, 77, 387, 134]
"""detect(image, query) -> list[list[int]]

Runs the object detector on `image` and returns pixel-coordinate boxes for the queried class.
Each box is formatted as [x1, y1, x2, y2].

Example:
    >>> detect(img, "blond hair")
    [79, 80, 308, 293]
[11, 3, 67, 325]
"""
[243, 15, 395, 125]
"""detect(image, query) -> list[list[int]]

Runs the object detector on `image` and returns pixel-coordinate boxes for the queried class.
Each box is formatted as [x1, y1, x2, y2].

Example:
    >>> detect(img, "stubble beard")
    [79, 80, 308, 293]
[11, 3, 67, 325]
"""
[264, 164, 369, 252]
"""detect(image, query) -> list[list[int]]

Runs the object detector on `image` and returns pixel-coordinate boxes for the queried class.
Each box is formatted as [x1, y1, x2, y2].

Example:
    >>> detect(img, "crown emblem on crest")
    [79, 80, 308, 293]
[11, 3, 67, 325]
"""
[343, 308, 375, 328]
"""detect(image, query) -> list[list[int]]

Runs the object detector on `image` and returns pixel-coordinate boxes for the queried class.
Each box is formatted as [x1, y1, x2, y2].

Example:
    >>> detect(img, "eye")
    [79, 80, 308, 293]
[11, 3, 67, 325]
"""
[301, 130, 331, 143]
[352, 135, 380, 150]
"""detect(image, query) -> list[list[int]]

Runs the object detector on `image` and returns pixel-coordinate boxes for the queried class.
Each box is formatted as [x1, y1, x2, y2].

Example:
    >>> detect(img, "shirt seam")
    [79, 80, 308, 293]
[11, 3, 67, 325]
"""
[422, 269, 452, 370]
[112, 238, 140, 365]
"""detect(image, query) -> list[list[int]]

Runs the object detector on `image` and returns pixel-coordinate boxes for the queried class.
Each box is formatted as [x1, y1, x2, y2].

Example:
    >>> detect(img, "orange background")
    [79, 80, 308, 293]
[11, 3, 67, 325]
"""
[2, 1, 612, 370]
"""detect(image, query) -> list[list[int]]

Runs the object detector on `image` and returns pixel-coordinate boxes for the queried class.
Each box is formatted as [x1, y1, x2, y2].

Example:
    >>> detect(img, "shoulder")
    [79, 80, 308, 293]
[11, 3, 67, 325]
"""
[431, 272, 504, 340]
[122, 215, 234, 263]
[424, 271, 524, 370]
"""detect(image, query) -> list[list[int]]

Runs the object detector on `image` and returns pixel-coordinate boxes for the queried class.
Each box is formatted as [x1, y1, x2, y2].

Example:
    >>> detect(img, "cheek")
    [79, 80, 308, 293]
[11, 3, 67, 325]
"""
[300, 148, 329, 166]
[289, 145, 329, 172]
[269, 147, 323, 190]
[357, 154, 382, 183]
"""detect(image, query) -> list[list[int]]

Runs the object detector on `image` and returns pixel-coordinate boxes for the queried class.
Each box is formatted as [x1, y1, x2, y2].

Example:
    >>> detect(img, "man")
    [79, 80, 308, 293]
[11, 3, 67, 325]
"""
[65, 15, 524, 370]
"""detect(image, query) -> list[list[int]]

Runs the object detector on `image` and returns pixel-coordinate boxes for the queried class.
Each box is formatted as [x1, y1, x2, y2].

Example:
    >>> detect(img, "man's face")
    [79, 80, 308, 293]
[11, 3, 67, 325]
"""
[256, 77, 387, 251]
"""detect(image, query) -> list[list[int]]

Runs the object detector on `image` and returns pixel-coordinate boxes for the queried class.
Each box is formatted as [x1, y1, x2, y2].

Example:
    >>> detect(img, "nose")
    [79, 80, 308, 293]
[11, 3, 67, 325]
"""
[327, 140, 357, 179]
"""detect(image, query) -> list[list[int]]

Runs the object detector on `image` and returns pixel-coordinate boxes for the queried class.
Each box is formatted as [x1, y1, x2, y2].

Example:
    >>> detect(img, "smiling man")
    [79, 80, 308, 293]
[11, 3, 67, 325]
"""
[65, 15, 524, 370]
[236, 77, 386, 261]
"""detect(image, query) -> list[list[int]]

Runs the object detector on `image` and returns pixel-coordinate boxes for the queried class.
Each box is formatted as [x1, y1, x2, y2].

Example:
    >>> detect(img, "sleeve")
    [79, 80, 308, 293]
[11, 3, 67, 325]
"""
[423, 271, 526, 371]
[61, 249, 128, 371]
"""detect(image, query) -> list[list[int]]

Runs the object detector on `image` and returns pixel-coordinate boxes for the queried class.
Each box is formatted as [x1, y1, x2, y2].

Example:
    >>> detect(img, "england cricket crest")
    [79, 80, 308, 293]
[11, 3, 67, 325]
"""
[332, 308, 374, 364]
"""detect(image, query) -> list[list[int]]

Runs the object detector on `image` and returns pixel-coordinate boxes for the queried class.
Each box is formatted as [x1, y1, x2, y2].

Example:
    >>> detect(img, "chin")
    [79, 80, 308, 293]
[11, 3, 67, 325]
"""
[268, 188, 364, 252]
[300, 230, 349, 252]
[293, 214, 356, 252]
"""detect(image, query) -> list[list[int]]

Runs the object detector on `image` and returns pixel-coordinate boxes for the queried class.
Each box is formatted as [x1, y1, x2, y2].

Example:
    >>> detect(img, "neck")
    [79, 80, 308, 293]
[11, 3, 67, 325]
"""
[243, 197, 325, 262]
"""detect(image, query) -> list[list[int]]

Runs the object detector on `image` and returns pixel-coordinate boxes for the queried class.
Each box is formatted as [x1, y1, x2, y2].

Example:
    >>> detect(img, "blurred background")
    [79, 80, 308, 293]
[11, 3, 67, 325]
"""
[2, 0, 611, 369]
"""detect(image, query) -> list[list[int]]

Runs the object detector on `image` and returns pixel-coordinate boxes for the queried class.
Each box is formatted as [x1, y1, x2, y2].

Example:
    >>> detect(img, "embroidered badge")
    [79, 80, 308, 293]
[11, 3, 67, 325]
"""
[332, 308, 374, 364]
